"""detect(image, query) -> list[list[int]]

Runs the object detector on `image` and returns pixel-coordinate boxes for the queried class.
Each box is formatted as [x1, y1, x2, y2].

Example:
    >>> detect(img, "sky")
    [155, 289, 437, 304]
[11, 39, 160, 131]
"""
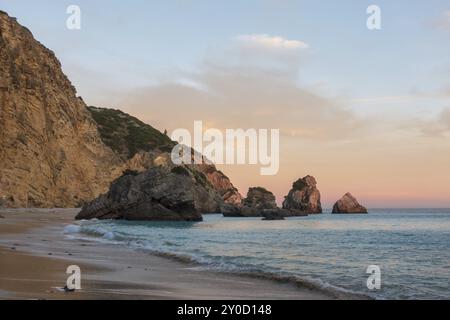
[1, 0, 450, 208]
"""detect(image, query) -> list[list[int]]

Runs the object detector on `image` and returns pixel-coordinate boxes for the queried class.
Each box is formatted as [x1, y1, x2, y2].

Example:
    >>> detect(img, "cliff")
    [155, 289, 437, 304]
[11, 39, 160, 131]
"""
[0, 11, 242, 209]
[0, 11, 121, 207]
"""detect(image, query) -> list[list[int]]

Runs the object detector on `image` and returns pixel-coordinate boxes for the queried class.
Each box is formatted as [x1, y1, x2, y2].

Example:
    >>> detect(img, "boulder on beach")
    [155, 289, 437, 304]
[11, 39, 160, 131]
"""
[76, 165, 225, 221]
[332, 193, 368, 214]
[282, 176, 322, 214]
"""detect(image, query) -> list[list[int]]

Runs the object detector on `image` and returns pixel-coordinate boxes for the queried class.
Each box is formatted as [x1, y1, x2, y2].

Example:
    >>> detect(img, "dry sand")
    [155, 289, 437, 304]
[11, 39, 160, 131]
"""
[0, 209, 336, 300]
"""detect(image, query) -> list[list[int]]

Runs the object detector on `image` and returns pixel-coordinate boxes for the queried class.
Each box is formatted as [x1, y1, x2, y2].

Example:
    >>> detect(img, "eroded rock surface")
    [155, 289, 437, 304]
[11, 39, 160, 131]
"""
[282, 176, 322, 214]
[0, 12, 122, 207]
[223, 187, 277, 217]
[332, 193, 368, 214]
[0, 12, 242, 210]
[76, 166, 225, 221]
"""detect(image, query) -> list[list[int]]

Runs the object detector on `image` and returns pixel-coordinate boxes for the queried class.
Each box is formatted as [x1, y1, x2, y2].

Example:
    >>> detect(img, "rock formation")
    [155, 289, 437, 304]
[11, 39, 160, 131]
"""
[0, 12, 242, 210]
[282, 176, 322, 214]
[87, 107, 243, 208]
[243, 187, 277, 210]
[194, 164, 243, 207]
[332, 193, 368, 214]
[223, 187, 277, 217]
[261, 209, 286, 221]
[76, 165, 224, 221]
[0, 11, 122, 208]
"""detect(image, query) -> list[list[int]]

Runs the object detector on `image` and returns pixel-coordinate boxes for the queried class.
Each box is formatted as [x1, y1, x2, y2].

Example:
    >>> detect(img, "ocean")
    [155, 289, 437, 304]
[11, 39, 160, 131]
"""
[65, 209, 450, 300]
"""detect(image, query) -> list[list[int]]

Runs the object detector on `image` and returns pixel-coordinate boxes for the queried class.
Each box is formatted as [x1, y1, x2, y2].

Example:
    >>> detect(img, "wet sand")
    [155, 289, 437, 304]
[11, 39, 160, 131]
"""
[0, 209, 337, 300]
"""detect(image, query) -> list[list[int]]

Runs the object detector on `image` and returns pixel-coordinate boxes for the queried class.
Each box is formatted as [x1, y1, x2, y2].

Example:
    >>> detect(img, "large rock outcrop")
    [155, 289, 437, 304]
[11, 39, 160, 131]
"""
[282, 176, 322, 214]
[76, 165, 224, 221]
[223, 187, 278, 217]
[332, 193, 368, 214]
[194, 164, 243, 206]
[0, 11, 242, 209]
[88, 107, 243, 208]
[243, 187, 277, 210]
[0, 11, 122, 208]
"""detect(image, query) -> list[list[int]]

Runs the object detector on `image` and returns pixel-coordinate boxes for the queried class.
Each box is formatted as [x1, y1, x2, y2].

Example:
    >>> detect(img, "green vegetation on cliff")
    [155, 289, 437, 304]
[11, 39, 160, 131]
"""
[87, 106, 175, 159]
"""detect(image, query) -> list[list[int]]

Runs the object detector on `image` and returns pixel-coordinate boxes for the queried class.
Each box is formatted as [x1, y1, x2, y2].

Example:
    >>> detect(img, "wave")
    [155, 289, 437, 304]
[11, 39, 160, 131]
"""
[64, 222, 372, 300]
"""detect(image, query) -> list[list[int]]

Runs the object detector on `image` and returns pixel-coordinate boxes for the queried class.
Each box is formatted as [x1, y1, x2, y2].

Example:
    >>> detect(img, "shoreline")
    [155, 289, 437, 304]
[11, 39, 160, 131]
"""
[0, 209, 343, 300]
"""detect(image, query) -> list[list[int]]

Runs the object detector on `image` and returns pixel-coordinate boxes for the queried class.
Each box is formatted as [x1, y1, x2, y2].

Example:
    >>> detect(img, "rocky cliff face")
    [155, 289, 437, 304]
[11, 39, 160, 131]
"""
[332, 193, 368, 214]
[0, 12, 242, 210]
[0, 11, 122, 208]
[76, 165, 223, 221]
[282, 176, 322, 214]
[194, 164, 243, 206]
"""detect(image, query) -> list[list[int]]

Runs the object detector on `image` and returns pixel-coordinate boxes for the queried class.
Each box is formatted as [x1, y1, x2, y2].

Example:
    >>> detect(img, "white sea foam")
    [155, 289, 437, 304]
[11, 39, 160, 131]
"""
[103, 231, 115, 240]
[63, 224, 81, 234]
[64, 210, 450, 300]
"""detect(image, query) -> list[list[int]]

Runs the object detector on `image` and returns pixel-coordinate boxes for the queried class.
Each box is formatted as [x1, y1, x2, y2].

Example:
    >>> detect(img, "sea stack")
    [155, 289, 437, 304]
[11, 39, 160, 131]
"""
[282, 176, 322, 214]
[332, 193, 368, 214]
[223, 187, 277, 217]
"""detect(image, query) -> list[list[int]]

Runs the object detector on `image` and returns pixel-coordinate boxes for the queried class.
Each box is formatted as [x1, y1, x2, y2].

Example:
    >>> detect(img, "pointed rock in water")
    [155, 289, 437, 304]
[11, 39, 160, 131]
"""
[332, 193, 368, 214]
[282, 176, 322, 214]
[76, 165, 225, 221]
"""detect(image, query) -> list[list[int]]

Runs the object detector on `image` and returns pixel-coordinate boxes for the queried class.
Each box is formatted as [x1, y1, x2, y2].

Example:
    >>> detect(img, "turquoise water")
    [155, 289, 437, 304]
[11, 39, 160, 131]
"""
[67, 209, 450, 299]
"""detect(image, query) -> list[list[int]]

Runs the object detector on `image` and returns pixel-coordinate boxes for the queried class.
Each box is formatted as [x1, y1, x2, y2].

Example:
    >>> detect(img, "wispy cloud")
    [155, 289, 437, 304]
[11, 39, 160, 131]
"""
[120, 58, 366, 142]
[346, 95, 423, 104]
[234, 34, 309, 50]
[434, 10, 450, 31]
[421, 107, 450, 137]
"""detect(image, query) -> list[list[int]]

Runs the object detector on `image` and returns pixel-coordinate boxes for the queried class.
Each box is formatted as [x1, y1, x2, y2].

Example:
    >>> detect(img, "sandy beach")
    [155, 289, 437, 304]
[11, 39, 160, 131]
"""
[0, 209, 336, 300]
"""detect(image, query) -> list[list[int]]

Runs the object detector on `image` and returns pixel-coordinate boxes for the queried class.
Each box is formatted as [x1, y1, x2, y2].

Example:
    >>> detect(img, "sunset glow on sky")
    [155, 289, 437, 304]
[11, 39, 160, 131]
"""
[2, 0, 450, 207]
